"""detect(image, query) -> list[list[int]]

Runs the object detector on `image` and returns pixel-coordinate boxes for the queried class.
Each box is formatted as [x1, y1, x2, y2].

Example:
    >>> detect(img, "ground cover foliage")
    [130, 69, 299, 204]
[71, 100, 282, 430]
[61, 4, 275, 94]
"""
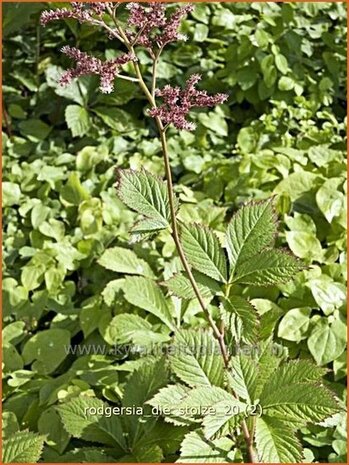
[2, 1, 347, 463]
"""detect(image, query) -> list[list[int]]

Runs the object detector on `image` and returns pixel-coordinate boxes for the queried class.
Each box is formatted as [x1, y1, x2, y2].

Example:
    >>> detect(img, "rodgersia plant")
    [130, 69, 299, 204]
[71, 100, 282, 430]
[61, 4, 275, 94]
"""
[10, 2, 340, 463]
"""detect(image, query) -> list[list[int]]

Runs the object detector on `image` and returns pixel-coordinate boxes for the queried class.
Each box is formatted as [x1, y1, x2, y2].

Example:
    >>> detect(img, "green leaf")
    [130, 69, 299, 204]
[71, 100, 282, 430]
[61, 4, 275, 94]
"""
[21, 264, 45, 291]
[65, 105, 91, 137]
[285, 230, 323, 261]
[233, 249, 303, 285]
[18, 119, 51, 140]
[2, 431, 45, 463]
[147, 384, 191, 426]
[180, 223, 227, 282]
[38, 407, 70, 454]
[278, 307, 311, 342]
[22, 329, 70, 374]
[2, 412, 19, 440]
[60, 172, 90, 206]
[259, 360, 340, 423]
[177, 431, 234, 463]
[93, 106, 133, 132]
[103, 314, 170, 345]
[255, 417, 303, 463]
[226, 198, 277, 277]
[220, 296, 259, 344]
[57, 397, 126, 448]
[274, 171, 319, 201]
[278, 76, 294, 91]
[116, 169, 176, 233]
[170, 329, 225, 387]
[2, 182, 21, 207]
[227, 355, 258, 404]
[307, 276, 346, 315]
[98, 246, 154, 277]
[307, 317, 346, 365]
[275, 54, 288, 74]
[122, 276, 175, 330]
[316, 178, 345, 223]
[163, 271, 222, 300]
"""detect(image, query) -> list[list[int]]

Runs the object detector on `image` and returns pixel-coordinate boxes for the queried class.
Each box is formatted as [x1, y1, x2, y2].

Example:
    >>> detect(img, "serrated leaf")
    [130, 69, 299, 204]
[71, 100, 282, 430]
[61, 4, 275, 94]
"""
[233, 249, 303, 285]
[98, 246, 154, 277]
[260, 361, 340, 424]
[220, 296, 258, 344]
[147, 384, 192, 425]
[163, 271, 222, 300]
[56, 397, 126, 449]
[180, 223, 227, 282]
[177, 431, 234, 463]
[116, 169, 177, 233]
[170, 329, 225, 387]
[2, 431, 45, 463]
[227, 355, 258, 403]
[255, 417, 303, 463]
[122, 276, 175, 330]
[226, 199, 277, 277]
[65, 104, 91, 137]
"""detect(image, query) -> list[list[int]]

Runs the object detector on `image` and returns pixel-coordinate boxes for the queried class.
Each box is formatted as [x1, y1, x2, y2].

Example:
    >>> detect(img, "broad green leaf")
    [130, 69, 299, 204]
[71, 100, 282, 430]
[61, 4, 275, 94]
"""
[2, 412, 19, 440]
[65, 104, 91, 137]
[255, 417, 303, 463]
[226, 198, 277, 277]
[286, 230, 323, 261]
[278, 307, 311, 342]
[170, 329, 225, 387]
[220, 296, 259, 344]
[22, 329, 70, 374]
[117, 169, 176, 232]
[2, 182, 21, 207]
[122, 276, 175, 330]
[177, 431, 234, 463]
[147, 384, 191, 425]
[57, 397, 126, 449]
[60, 172, 90, 206]
[275, 54, 288, 74]
[307, 276, 346, 315]
[38, 407, 70, 454]
[227, 355, 258, 403]
[2, 431, 45, 463]
[98, 246, 154, 277]
[233, 249, 303, 285]
[94, 106, 133, 132]
[278, 76, 294, 91]
[274, 171, 319, 201]
[3, 344, 23, 372]
[163, 271, 222, 300]
[316, 178, 345, 223]
[307, 318, 346, 365]
[180, 223, 227, 282]
[18, 119, 51, 140]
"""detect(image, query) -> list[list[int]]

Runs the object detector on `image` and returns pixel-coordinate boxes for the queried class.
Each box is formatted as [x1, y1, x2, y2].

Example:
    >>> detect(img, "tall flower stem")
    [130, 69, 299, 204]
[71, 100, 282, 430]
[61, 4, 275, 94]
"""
[105, 10, 258, 463]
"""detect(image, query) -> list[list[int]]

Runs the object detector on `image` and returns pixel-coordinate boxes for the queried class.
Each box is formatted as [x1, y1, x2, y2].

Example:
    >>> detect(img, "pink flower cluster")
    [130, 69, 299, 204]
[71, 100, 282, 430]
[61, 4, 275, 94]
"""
[60, 46, 135, 94]
[149, 74, 228, 131]
[40, 2, 112, 26]
[126, 3, 194, 50]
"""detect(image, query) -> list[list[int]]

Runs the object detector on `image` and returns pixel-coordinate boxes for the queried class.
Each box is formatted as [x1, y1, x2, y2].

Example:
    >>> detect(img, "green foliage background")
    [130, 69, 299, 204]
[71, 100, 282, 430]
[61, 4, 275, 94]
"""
[2, 2, 347, 463]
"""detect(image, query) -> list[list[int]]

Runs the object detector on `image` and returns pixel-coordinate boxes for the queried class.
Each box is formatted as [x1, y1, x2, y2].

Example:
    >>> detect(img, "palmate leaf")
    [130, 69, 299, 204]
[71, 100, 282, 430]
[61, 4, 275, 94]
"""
[232, 249, 303, 286]
[226, 198, 277, 277]
[180, 223, 227, 282]
[163, 271, 222, 300]
[220, 296, 259, 344]
[177, 431, 234, 463]
[116, 169, 177, 233]
[170, 329, 225, 388]
[98, 246, 154, 277]
[2, 431, 45, 463]
[122, 276, 176, 330]
[255, 417, 303, 463]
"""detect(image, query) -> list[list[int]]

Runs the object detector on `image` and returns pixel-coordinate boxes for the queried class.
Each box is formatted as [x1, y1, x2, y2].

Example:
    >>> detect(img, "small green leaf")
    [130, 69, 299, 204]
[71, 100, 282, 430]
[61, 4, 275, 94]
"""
[180, 223, 227, 282]
[2, 182, 21, 207]
[38, 407, 70, 454]
[163, 271, 222, 300]
[65, 104, 91, 137]
[60, 172, 90, 206]
[278, 308, 311, 342]
[308, 317, 346, 365]
[233, 249, 303, 286]
[275, 54, 288, 74]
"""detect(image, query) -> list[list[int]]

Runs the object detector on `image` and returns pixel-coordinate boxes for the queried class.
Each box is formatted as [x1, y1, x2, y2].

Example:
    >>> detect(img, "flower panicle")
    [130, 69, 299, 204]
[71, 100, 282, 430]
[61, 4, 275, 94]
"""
[40, 2, 113, 26]
[149, 74, 228, 131]
[59, 46, 135, 94]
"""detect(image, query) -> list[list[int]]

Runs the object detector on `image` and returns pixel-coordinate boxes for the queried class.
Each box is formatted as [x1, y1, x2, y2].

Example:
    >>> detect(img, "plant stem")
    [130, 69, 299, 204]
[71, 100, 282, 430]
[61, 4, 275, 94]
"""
[107, 12, 258, 463]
